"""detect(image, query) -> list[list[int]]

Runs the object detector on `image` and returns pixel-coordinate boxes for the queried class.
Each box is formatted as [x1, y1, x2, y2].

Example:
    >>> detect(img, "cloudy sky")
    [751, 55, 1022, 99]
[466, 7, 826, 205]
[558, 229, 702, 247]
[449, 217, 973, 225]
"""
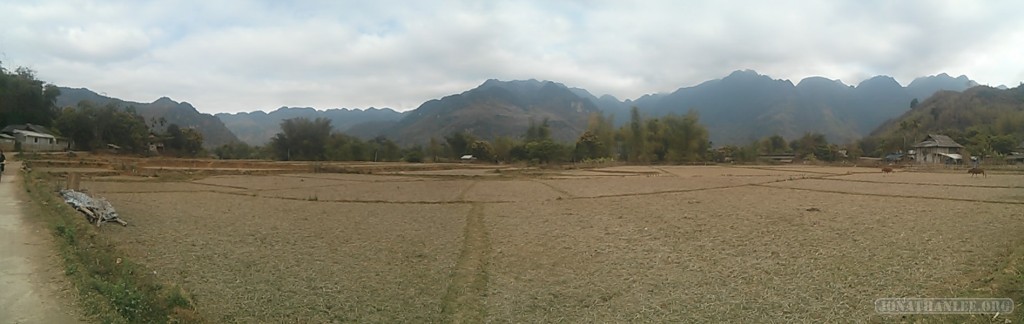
[2, 0, 1022, 114]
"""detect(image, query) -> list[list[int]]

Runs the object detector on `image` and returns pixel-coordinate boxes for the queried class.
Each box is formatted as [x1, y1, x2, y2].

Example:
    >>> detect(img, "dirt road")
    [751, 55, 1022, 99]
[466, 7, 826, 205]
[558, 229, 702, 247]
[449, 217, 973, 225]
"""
[0, 161, 84, 323]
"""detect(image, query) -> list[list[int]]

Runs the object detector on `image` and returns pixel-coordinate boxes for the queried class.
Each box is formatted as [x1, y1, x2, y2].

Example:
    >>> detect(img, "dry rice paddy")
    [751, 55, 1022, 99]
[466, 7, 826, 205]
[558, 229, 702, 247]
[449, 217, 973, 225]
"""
[71, 164, 1024, 322]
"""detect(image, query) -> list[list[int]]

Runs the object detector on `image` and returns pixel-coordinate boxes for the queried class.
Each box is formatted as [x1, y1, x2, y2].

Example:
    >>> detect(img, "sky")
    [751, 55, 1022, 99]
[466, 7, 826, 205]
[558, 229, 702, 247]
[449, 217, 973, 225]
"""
[2, 0, 1023, 114]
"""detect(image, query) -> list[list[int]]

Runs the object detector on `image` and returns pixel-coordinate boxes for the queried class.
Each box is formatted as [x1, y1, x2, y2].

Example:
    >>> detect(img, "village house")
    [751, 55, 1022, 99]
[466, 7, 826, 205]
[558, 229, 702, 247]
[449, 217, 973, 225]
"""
[913, 134, 964, 164]
[0, 123, 69, 152]
[1007, 141, 1024, 165]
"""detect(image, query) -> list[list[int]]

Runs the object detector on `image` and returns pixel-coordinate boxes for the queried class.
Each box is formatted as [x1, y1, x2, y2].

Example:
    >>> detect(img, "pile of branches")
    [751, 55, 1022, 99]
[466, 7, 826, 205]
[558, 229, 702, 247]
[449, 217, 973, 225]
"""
[60, 189, 127, 227]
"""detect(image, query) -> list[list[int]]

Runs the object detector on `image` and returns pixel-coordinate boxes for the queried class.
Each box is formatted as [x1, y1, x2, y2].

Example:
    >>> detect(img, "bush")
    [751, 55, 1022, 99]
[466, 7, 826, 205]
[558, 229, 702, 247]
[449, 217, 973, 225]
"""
[403, 150, 424, 163]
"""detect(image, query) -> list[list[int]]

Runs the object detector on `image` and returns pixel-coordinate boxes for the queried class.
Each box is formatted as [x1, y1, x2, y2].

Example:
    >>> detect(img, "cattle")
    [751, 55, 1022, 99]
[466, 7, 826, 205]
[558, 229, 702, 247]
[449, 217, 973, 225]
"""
[968, 168, 986, 177]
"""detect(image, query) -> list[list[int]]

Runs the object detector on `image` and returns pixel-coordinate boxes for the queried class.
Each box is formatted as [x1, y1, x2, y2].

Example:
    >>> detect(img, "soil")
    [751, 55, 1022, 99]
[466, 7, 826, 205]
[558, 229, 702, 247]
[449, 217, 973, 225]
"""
[67, 163, 1024, 322]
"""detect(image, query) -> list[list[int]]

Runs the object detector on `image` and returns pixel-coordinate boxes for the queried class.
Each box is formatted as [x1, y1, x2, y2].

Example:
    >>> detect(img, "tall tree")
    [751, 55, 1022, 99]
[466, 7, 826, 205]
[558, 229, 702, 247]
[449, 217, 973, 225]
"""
[427, 137, 442, 162]
[625, 106, 647, 162]
[585, 112, 616, 158]
[445, 131, 475, 158]
[492, 136, 516, 163]
[0, 64, 61, 127]
[524, 118, 552, 143]
[270, 117, 332, 160]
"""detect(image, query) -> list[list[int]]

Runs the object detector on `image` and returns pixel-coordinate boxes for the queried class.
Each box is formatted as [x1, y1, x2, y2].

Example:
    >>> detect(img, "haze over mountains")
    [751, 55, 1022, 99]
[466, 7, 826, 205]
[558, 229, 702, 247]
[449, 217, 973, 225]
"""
[56, 70, 989, 148]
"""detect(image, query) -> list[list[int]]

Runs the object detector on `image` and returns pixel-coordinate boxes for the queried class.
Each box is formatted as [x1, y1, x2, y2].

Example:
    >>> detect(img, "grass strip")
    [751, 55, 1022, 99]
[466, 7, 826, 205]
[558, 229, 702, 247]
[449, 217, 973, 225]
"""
[22, 170, 203, 323]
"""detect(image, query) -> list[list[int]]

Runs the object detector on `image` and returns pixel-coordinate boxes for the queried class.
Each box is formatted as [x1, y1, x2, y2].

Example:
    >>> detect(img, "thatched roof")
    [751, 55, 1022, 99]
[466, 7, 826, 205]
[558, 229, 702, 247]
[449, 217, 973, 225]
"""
[914, 134, 964, 148]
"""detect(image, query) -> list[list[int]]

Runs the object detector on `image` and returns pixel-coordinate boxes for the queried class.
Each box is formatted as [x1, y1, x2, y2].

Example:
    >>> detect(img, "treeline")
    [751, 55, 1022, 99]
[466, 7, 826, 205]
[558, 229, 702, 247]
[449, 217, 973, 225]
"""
[714, 133, 855, 163]
[236, 107, 714, 164]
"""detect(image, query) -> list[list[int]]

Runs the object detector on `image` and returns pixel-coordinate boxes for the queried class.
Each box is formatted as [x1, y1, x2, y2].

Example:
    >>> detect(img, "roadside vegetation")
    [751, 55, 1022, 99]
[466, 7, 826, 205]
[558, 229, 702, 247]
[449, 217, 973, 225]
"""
[21, 168, 201, 323]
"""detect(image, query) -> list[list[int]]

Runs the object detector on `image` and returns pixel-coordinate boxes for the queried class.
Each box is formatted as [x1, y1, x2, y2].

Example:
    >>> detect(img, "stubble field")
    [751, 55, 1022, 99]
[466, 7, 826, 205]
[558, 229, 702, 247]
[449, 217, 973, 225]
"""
[73, 164, 1024, 322]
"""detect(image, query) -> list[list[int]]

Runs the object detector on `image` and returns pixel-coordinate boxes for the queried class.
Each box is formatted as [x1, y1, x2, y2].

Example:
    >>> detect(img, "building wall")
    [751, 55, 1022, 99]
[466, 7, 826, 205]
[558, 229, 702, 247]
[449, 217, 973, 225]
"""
[13, 134, 66, 152]
[916, 147, 961, 164]
[0, 139, 14, 151]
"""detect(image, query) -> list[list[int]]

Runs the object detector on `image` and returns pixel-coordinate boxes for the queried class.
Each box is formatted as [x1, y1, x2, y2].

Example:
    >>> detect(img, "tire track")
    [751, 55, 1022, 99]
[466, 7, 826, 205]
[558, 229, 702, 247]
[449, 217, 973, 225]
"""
[530, 179, 576, 198]
[456, 181, 478, 202]
[440, 203, 490, 323]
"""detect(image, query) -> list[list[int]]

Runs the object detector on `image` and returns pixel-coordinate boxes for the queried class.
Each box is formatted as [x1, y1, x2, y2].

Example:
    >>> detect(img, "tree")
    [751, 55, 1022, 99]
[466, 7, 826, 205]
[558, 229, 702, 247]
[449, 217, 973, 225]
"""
[492, 136, 516, 163]
[214, 141, 260, 159]
[791, 132, 830, 160]
[445, 131, 476, 158]
[427, 137, 442, 162]
[270, 117, 332, 160]
[324, 133, 363, 161]
[179, 127, 204, 156]
[910, 98, 919, 109]
[0, 64, 61, 127]
[468, 140, 495, 162]
[525, 118, 552, 142]
[166, 124, 186, 151]
[659, 111, 709, 163]
[367, 136, 401, 161]
[526, 140, 568, 164]
[761, 134, 789, 154]
[990, 134, 1017, 155]
[586, 112, 616, 158]
[574, 131, 605, 160]
[624, 106, 647, 162]
[402, 145, 425, 163]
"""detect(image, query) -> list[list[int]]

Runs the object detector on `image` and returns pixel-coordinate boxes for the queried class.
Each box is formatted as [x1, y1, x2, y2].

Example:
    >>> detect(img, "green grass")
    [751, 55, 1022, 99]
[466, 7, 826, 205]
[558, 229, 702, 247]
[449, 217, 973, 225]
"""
[22, 170, 203, 323]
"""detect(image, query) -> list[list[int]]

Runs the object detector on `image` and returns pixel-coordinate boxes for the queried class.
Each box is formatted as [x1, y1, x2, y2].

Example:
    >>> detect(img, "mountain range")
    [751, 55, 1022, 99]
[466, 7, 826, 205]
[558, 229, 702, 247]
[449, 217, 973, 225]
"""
[581, 71, 981, 145]
[56, 71, 991, 148]
[55, 88, 239, 148]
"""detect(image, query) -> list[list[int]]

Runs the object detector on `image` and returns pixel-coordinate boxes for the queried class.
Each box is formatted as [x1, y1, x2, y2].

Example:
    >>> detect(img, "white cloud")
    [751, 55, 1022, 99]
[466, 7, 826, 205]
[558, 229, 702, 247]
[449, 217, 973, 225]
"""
[1, 0, 1022, 113]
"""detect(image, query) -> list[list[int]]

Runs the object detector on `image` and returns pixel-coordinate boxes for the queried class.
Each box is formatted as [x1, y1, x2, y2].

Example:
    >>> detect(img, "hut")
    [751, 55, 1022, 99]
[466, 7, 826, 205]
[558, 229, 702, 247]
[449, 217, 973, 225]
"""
[913, 134, 964, 164]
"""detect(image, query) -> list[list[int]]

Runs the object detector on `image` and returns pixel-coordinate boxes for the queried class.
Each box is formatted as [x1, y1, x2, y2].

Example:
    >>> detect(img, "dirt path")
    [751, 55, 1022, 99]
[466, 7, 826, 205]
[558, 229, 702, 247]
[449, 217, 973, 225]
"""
[440, 203, 490, 323]
[0, 161, 84, 323]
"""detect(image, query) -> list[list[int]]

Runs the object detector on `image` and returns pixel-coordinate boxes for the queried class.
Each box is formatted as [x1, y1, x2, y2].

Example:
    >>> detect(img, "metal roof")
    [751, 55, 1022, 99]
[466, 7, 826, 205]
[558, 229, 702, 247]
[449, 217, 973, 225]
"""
[914, 134, 964, 148]
[1, 123, 52, 135]
[13, 129, 56, 139]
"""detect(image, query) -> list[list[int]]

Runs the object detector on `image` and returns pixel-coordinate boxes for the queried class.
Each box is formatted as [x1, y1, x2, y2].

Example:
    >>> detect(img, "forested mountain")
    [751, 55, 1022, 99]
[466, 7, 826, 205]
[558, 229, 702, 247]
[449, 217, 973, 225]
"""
[216, 107, 403, 145]
[380, 79, 602, 145]
[55, 88, 239, 148]
[864, 85, 1024, 157]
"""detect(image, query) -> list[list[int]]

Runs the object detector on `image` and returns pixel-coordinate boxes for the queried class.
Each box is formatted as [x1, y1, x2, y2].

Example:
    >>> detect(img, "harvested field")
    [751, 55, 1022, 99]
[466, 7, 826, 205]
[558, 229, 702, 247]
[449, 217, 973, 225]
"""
[67, 163, 1024, 322]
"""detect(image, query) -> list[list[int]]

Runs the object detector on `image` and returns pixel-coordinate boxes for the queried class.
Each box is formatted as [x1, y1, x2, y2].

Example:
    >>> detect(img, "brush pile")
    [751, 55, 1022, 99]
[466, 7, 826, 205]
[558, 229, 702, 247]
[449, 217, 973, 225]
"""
[60, 189, 128, 226]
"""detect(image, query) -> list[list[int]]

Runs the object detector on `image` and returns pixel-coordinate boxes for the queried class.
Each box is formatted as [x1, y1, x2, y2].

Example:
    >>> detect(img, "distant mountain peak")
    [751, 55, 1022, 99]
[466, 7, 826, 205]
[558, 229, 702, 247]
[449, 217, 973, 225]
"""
[152, 96, 178, 105]
[857, 75, 902, 89]
[728, 69, 761, 76]
[908, 73, 978, 87]
[796, 76, 848, 88]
